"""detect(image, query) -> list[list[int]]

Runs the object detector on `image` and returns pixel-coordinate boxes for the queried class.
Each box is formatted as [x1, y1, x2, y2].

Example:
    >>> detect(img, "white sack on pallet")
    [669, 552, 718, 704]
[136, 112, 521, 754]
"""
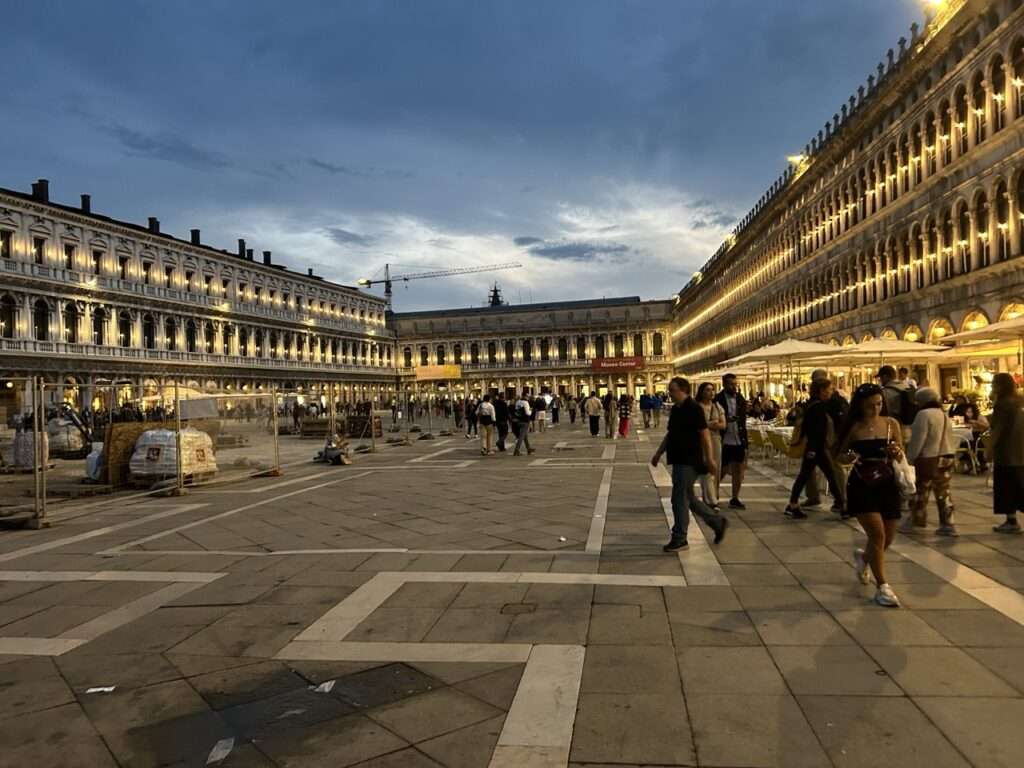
[128, 428, 217, 478]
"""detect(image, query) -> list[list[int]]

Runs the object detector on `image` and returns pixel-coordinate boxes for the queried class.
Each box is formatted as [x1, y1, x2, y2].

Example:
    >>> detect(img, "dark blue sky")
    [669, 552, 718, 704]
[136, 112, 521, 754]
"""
[4, 0, 922, 310]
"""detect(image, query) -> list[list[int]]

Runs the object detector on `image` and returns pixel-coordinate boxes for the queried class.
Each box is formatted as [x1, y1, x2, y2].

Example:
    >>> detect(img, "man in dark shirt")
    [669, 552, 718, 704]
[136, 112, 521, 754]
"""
[494, 392, 510, 452]
[652, 377, 728, 551]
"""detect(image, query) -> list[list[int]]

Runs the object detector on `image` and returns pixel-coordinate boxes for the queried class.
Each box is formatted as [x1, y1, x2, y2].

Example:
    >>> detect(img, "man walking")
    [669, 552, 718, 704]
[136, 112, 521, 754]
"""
[585, 392, 603, 436]
[714, 373, 748, 509]
[652, 377, 728, 550]
[640, 391, 652, 428]
[603, 391, 618, 438]
[477, 394, 496, 455]
[513, 390, 535, 456]
[494, 392, 510, 452]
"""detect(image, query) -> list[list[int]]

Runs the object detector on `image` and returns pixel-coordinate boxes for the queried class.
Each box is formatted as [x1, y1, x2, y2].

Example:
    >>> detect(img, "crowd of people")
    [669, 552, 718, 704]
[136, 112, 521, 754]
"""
[447, 389, 668, 456]
[654, 364, 1024, 609]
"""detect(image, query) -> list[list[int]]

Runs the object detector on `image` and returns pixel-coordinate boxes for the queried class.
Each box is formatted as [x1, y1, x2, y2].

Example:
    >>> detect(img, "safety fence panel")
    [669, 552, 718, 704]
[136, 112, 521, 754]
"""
[0, 377, 44, 527]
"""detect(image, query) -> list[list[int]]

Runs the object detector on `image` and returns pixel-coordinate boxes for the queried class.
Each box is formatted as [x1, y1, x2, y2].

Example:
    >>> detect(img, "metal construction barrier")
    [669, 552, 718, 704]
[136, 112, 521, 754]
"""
[0, 377, 45, 527]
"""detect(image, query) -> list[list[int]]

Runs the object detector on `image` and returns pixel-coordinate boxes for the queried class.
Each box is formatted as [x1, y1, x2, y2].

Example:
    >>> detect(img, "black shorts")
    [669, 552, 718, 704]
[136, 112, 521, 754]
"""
[994, 465, 1024, 516]
[722, 444, 746, 465]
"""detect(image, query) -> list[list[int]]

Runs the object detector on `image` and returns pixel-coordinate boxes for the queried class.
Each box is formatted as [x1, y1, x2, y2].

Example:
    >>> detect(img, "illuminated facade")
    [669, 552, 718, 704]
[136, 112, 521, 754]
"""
[394, 296, 673, 398]
[0, 180, 395, 410]
[672, 0, 1024, 393]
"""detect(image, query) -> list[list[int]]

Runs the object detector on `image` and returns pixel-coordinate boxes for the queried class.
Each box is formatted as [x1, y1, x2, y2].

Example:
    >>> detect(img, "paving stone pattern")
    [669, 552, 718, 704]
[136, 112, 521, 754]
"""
[0, 419, 1022, 766]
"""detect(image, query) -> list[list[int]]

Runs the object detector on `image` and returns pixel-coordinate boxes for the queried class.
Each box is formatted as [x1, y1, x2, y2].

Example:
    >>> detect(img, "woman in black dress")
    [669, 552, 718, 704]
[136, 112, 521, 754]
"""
[837, 384, 905, 607]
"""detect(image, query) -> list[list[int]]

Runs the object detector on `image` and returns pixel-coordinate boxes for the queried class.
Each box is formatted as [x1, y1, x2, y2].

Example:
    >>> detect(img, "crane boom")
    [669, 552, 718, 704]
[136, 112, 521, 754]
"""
[357, 262, 521, 308]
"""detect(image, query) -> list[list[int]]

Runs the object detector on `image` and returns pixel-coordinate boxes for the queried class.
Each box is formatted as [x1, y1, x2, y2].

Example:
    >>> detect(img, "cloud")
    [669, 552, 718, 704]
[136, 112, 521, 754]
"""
[309, 158, 363, 176]
[513, 236, 543, 246]
[527, 240, 630, 262]
[323, 226, 373, 246]
[103, 123, 232, 170]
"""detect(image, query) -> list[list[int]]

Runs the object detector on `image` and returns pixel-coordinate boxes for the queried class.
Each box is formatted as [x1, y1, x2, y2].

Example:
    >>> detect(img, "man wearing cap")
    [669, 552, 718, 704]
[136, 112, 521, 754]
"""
[878, 365, 914, 442]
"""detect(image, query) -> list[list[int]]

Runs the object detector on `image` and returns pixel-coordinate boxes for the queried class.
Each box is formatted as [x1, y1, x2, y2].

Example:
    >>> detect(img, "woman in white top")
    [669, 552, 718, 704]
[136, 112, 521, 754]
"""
[476, 395, 497, 455]
[905, 387, 959, 536]
[696, 382, 726, 510]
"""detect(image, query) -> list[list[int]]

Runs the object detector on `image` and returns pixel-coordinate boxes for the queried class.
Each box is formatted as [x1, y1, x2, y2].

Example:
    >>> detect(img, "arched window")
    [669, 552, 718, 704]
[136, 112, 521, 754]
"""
[557, 337, 568, 361]
[925, 111, 937, 175]
[996, 180, 1010, 261]
[436, 345, 445, 365]
[238, 328, 249, 357]
[164, 317, 177, 351]
[594, 336, 606, 358]
[403, 347, 412, 368]
[470, 342, 479, 364]
[419, 346, 428, 366]
[927, 220, 939, 284]
[62, 302, 79, 343]
[270, 331, 279, 359]
[522, 339, 532, 363]
[486, 341, 496, 364]
[972, 71, 987, 144]
[453, 344, 462, 364]
[1013, 38, 1024, 118]
[540, 338, 549, 362]
[653, 333, 664, 356]
[0, 295, 16, 339]
[142, 314, 156, 349]
[222, 325, 233, 355]
[942, 208, 955, 278]
[955, 86, 969, 155]
[957, 202, 972, 273]
[576, 336, 586, 359]
[504, 340, 513, 363]
[992, 55, 1006, 131]
[118, 311, 132, 347]
[977, 192, 991, 267]
[92, 307, 106, 345]
[633, 333, 644, 356]
[939, 98, 953, 165]
[185, 320, 197, 353]
[33, 299, 49, 341]
[205, 323, 215, 354]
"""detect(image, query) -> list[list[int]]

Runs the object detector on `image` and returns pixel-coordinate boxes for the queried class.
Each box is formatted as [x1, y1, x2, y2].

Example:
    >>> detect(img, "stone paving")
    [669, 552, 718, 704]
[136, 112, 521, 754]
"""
[1, 417, 1024, 766]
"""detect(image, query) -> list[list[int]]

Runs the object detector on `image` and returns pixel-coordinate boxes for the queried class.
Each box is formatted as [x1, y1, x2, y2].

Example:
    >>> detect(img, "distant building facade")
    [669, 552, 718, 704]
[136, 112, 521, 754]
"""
[394, 291, 673, 399]
[672, 0, 1024, 395]
[0, 180, 395, 413]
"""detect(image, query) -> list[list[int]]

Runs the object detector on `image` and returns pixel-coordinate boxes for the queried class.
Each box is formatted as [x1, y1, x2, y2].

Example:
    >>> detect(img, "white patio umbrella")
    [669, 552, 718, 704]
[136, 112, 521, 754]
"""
[941, 316, 1024, 368]
[721, 338, 838, 366]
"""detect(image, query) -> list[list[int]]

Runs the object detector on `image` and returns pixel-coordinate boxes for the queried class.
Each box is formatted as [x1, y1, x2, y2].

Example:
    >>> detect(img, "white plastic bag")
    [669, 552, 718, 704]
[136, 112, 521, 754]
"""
[893, 454, 916, 497]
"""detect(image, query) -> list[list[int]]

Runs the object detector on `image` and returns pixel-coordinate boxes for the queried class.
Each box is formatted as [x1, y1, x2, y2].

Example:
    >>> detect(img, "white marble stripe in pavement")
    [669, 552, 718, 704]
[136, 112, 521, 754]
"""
[0, 570, 223, 583]
[490, 644, 585, 768]
[0, 638, 85, 656]
[59, 581, 209, 641]
[408, 446, 463, 463]
[0, 503, 210, 564]
[585, 467, 613, 554]
[100, 471, 374, 555]
[279, 640, 532, 664]
[293, 571, 405, 642]
[601, 444, 617, 460]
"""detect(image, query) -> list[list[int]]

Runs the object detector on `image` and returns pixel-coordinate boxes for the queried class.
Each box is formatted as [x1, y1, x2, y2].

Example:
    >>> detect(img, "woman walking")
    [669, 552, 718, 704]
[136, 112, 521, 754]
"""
[617, 393, 633, 438]
[695, 382, 725, 511]
[904, 388, 958, 535]
[838, 383, 905, 607]
[567, 395, 578, 425]
[785, 378, 844, 519]
[991, 373, 1024, 534]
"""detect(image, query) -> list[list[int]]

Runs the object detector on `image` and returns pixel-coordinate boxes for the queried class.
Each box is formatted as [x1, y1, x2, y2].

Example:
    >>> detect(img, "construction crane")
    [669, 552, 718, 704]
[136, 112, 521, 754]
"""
[357, 262, 521, 308]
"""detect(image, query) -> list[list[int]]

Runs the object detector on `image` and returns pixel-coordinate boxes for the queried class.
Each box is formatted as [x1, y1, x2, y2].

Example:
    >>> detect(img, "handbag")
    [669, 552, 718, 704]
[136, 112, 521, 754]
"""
[890, 420, 917, 497]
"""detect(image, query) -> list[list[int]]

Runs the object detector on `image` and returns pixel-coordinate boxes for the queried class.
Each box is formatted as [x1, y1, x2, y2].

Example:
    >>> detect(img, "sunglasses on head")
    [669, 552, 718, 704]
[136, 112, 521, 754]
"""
[855, 383, 882, 396]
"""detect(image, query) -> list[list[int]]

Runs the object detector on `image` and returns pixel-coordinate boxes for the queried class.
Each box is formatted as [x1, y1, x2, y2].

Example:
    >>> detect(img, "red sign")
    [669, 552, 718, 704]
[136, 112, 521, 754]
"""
[591, 356, 644, 372]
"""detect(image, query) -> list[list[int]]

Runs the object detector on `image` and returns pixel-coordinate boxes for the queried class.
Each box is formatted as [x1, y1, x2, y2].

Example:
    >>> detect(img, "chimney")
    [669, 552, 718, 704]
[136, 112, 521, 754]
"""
[80, 194, 91, 213]
[307, 268, 314, 277]
[237, 238, 245, 258]
[32, 179, 50, 202]
[246, 248, 254, 261]
[262, 250, 272, 265]
[147, 217, 160, 234]
[190, 229, 201, 245]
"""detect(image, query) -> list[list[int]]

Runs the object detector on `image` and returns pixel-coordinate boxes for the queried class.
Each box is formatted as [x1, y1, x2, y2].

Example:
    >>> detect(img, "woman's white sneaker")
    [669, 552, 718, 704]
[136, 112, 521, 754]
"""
[874, 583, 900, 608]
[853, 549, 870, 585]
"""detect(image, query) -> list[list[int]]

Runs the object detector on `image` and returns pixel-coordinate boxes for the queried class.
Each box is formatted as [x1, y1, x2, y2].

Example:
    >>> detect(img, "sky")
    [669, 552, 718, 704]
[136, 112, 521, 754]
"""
[3, 0, 924, 311]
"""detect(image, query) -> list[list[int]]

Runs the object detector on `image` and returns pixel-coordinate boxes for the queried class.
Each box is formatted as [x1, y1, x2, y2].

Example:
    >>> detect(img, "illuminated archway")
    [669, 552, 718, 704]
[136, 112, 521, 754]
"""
[999, 302, 1024, 321]
[961, 310, 990, 332]
[842, 335, 856, 347]
[880, 328, 898, 341]
[927, 318, 954, 344]
[902, 324, 924, 343]
[860, 332, 875, 343]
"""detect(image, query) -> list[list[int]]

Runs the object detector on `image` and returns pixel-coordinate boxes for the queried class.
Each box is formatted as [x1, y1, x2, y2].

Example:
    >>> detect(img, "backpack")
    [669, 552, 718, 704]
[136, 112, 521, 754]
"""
[887, 385, 918, 426]
[514, 403, 529, 422]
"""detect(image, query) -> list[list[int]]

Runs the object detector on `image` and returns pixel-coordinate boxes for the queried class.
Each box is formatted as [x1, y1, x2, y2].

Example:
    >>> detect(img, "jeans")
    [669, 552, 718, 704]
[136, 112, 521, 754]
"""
[514, 422, 532, 454]
[497, 422, 509, 450]
[670, 463, 721, 540]
[589, 415, 600, 436]
[790, 451, 842, 507]
[480, 424, 494, 453]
